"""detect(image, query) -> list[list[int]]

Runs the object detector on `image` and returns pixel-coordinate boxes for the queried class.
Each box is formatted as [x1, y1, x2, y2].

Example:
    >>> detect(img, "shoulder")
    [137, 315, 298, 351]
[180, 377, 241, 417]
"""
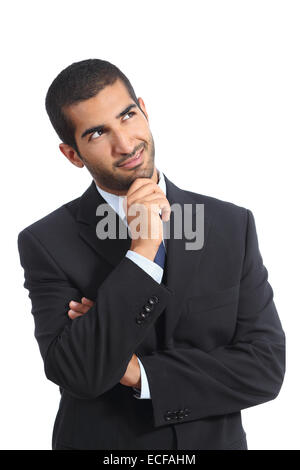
[17, 194, 81, 243]
[181, 187, 249, 228]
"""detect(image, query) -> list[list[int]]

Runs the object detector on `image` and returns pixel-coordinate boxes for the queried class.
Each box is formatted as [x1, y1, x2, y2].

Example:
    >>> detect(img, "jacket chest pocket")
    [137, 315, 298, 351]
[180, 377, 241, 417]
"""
[176, 284, 240, 351]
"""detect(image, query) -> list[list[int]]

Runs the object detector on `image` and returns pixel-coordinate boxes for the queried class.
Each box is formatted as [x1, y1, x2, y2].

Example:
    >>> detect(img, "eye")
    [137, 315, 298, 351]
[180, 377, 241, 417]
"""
[89, 111, 136, 141]
[123, 111, 136, 120]
[90, 130, 103, 141]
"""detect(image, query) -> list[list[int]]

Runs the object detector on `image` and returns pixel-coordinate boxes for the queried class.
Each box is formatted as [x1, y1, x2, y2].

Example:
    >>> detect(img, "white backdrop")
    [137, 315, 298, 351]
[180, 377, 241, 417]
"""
[1, 0, 298, 450]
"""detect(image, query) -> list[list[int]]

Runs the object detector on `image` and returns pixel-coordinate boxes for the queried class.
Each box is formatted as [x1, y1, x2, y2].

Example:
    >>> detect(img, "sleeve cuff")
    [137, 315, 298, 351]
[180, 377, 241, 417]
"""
[132, 356, 151, 399]
[125, 250, 163, 284]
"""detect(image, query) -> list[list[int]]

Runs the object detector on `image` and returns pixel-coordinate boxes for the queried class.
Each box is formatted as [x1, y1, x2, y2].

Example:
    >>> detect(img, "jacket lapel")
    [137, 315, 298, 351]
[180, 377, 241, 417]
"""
[162, 175, 212, 343]
[77, 181, 131, 266]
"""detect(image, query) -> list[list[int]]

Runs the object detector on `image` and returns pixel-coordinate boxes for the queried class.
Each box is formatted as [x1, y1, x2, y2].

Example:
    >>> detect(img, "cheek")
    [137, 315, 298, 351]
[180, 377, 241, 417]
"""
[133, 119, 149, 137]
[85, 142, 110, 162]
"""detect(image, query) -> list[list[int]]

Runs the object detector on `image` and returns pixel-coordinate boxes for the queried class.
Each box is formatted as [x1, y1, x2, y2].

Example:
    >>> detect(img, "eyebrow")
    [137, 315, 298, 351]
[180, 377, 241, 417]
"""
[80, 103, 138, 139]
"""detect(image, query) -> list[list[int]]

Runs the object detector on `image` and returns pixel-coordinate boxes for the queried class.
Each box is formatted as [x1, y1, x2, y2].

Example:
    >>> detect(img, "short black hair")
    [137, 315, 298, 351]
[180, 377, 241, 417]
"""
[45, 59, 142, 153]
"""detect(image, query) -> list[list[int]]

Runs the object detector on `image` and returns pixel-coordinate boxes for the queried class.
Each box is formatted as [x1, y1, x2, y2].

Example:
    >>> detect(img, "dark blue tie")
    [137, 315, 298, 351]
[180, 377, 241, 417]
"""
[154, 241, 165, 269]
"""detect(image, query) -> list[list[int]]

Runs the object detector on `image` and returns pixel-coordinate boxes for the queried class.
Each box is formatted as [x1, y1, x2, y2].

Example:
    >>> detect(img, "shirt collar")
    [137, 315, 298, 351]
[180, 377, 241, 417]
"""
[95, 169, 166, 222]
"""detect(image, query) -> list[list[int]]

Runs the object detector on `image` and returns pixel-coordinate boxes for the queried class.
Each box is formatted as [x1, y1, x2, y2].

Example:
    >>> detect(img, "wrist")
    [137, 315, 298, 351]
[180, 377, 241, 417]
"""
[134, 377, 141, 390]
[130, 244, 160, 262]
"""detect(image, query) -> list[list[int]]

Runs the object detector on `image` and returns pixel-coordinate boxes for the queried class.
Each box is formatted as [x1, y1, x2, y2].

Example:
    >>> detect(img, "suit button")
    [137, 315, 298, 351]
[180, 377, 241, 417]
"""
[143, 303, 153, 313]
[140, 310, 149, 318]
[148, 296, 159, 305]
[136, 317, 144, 325]
[177, 410, 185, 419]
[164, 411, 177, 421]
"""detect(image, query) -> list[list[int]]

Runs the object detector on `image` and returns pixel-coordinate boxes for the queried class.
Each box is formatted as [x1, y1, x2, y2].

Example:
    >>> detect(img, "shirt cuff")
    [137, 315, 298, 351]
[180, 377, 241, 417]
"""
[125, 250, 163, 284]
[132, 357, 151, 399]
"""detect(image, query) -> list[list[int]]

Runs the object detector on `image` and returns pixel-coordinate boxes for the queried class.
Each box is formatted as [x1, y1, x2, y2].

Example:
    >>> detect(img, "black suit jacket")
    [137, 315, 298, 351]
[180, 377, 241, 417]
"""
[17, 174, 285, 450]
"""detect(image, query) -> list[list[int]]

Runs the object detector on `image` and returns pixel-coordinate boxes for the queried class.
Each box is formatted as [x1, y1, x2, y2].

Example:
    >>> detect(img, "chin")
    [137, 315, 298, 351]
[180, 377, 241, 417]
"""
[133, 166, 154, 179]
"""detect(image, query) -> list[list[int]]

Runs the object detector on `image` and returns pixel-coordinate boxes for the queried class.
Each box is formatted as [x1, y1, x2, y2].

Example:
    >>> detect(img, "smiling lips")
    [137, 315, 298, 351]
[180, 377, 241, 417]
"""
[118, 148, 144, 169]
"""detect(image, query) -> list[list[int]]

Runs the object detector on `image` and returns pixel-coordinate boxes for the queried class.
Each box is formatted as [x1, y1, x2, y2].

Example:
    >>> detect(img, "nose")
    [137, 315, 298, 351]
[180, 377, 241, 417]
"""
[111, 129, 135, 156]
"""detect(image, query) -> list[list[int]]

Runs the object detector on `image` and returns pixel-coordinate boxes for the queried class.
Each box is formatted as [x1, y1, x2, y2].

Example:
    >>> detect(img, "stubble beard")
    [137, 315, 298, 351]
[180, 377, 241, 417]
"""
[77, 134, 156, 193]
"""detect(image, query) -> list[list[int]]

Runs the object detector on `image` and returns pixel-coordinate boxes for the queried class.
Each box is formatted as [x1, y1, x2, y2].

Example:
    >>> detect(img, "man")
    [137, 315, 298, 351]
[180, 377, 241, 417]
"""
[17, 59, 285, 450]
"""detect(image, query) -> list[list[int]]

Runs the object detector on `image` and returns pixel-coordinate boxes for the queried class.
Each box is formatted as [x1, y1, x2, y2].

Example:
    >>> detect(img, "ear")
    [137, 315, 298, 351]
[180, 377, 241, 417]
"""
[137, 97, 148, 121]
[59, 143, 84, 168]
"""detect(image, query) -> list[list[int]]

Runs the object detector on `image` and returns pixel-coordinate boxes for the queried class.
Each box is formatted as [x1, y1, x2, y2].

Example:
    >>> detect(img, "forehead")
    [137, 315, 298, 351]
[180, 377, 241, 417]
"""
[64, 79, 133, 132]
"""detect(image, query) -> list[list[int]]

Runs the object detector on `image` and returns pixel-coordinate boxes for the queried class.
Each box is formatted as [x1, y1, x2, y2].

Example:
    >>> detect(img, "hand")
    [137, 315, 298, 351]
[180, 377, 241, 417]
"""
[68, 297, 95, 319]
[119, 353, 141, 389]
[67, 298, 141, 389]
[123, 178, 171, 261]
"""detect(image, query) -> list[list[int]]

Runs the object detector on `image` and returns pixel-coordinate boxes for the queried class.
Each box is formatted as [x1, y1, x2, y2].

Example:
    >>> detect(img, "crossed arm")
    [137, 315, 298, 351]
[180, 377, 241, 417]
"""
[18, 209, 285, 427]
[26, 292, 141, 392]
[68, 297, 141, 389]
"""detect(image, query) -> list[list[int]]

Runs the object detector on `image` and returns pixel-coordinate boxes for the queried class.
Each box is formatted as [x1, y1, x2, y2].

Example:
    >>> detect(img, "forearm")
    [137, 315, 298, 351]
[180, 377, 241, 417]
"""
[18, 228, 173, 400]
[44, 257, 172, 398]
[140, 331, 285, 427]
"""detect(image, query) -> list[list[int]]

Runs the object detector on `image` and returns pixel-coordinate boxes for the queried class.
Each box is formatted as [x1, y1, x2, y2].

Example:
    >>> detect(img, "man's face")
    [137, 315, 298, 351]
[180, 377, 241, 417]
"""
[60, 79, 156, 194]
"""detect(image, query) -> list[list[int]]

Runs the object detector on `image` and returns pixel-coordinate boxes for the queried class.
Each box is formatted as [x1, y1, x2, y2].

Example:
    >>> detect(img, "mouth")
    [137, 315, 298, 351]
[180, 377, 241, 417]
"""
[118, 147, 144, 169]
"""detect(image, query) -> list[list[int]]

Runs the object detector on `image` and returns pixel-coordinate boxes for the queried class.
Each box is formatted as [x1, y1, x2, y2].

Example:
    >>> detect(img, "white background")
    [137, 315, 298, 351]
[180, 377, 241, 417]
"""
[1, 0, 299, 450]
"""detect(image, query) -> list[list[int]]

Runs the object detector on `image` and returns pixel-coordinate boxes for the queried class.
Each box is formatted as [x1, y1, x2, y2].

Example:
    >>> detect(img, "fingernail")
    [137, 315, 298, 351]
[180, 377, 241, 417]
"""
[70, 301, 78, 306]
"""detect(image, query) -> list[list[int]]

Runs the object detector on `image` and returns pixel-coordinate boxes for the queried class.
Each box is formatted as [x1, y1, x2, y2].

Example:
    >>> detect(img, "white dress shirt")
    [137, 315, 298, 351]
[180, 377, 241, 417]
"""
[95, 169, 166, 399]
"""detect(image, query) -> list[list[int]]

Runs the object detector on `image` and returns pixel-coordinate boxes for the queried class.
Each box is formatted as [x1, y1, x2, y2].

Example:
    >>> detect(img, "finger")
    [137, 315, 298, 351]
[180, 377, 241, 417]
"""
[123, 179, 162, 214]
[68, 309, 84, 319]
[137, 193, 169, 203]
[128, 183, 164, 203]
[68, 300, 90, 314]
[126, 177, 154, 197]
[145, 198, 171, 221]
[161, 205, 171, 222]
[129, 201, 171, 224]
[125, 186, 164, 216]
[134, 197, 171, 217]
[128, 201, 171, 229]
[81, 297, 95, 307]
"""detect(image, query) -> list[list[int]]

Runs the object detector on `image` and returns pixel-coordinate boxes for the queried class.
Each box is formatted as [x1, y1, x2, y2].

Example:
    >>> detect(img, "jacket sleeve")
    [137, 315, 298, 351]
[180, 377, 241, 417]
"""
[17, 228, 173, 400]
[139, 209, 286, 427]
